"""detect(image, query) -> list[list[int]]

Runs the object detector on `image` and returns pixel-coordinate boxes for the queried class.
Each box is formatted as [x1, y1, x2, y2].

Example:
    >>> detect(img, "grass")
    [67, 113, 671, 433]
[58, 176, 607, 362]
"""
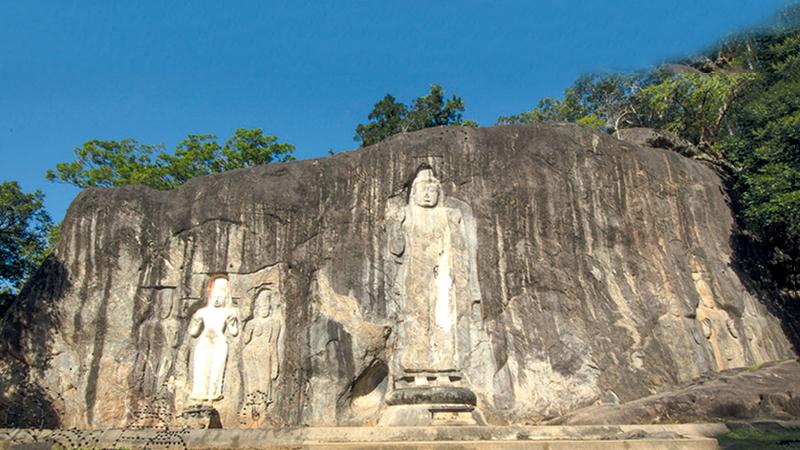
[716, 427, 800, 449]
[746, 362, 763, 371]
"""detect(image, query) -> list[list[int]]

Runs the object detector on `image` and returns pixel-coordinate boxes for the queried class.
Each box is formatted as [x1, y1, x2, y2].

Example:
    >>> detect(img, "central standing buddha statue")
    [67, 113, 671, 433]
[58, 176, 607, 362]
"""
[382, 165, 484, 426]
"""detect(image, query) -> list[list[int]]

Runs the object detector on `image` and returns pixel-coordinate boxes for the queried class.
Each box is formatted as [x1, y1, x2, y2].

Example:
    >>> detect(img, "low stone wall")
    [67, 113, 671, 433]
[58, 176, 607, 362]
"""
[0, 424, 732, 449]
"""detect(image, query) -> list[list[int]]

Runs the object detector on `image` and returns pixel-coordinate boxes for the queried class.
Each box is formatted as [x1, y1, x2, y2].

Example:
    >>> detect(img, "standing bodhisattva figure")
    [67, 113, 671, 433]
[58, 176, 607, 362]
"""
[188, 275, 239, 402]
[242, 289, 284, 403]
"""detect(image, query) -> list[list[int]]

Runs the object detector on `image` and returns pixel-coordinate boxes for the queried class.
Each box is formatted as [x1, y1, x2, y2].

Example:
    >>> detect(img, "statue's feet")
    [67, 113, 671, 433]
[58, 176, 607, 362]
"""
[177, 404, 222, 429]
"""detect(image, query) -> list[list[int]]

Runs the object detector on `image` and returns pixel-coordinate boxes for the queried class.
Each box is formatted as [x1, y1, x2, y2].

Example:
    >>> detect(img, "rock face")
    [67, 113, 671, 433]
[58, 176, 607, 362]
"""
[0, 124, 794, 429]
[549, 358, 800, 425]
[616, 128, 701, 159]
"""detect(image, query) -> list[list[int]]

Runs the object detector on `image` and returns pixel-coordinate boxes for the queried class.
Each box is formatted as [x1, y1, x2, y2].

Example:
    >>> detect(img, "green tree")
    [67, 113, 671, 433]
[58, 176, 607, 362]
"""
[721, 26, 800, 296]
[495, 4, 800, 346]
[497, 97, 576, 125]
[498, 68, 754, 162]
[354, 94, 408, 147]
[405, 84, 465, 130]
[635, 71, 755, 154]
[497, 73, 641, 131]
[45, 139, 167, 189]
[46, 128, 295, 190]
[355, 84, 472, 146]
[0, 182, 54, 314]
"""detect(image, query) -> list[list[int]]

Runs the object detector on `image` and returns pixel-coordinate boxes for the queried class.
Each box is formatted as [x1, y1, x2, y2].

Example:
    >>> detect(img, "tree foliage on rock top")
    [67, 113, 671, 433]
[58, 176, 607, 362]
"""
[497, 73, 641, 131]
[0, 181, 54, 315]
[355, 84, 476, 147]
[497, 69, 755, 158]
[722, 22, 800, 301]
[46, 128, 295, 190]
[498, 3, 800, 341]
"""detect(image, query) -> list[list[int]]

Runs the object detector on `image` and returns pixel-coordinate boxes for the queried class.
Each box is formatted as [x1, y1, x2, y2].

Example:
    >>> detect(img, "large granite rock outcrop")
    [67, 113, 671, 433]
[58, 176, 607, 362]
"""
[0, 124, 794, 429]
[549, 358, 800, 425]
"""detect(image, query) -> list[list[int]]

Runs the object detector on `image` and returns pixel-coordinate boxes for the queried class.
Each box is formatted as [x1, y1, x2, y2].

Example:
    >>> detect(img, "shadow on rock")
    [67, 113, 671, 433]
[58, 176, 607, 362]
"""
[0, 255, 71, 428]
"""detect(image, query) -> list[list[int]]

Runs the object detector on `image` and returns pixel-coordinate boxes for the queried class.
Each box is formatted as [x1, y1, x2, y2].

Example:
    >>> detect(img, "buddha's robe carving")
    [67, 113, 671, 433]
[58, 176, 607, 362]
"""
[393, 168, 471, 374]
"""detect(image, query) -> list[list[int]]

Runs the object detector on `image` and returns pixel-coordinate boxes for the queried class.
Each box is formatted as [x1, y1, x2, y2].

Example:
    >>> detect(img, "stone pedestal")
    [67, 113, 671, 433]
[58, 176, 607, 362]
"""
[379, 403, 486, 426]
[379, 374, 486, 426]
[176, 405, 222, 429]
[386, 385, 477, 406]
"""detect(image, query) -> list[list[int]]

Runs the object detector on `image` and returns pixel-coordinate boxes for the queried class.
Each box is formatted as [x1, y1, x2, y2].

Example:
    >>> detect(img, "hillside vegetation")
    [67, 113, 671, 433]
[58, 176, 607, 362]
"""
[499, 5, 800, 346]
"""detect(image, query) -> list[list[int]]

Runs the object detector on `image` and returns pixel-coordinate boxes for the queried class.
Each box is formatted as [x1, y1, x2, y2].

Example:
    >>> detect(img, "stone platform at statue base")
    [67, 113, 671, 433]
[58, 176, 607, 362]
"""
[175, 405, 223, 429]
[0, 423, 736, 449]
[379, 404, 487, 426]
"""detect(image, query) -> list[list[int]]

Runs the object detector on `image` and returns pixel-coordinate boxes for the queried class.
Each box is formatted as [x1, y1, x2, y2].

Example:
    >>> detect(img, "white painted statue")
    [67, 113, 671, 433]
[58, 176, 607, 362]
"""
[242, 289, 284, 402]
[188, 276, 239, 402]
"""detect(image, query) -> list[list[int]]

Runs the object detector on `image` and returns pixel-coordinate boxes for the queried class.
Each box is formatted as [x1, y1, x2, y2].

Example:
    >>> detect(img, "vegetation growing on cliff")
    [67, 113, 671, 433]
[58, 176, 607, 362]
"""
[1, 129, 294, 311]
[498, 4, 800, 338]
[0, 182, 54, 314]
[46, 128, 295, 190]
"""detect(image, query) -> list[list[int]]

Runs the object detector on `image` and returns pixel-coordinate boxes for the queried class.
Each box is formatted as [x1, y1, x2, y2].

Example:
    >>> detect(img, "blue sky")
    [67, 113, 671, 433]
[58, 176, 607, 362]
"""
[0, 1, 792, 221]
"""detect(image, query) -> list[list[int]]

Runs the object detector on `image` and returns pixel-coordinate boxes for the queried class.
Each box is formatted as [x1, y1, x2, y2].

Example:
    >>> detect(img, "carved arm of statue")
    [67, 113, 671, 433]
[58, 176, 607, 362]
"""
[188, 314, 203, 337]
[226, 314, 240, 337]
[170, 323, 180, 348]
[388, 209, 406, 257]
[243, 322, 254, 345]
[272, 319, 283, 380]
[389, 227, 405, 257]
[136, 318, 148, 344]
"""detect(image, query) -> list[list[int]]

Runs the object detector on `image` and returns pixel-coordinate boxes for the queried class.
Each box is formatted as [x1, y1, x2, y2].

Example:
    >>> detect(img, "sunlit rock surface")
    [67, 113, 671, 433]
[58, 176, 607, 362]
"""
[0, 124, 794, 429]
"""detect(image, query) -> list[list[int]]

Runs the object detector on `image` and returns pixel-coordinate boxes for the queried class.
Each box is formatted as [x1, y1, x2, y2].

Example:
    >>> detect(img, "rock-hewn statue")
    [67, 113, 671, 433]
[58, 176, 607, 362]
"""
[242, 289, 284, 402]
[132, 289, 181, 397]
[156, 291, 181, 390]
[188, 276, 239, 402]
[382, 165, 484, 425]
[399, 167, 461, 374]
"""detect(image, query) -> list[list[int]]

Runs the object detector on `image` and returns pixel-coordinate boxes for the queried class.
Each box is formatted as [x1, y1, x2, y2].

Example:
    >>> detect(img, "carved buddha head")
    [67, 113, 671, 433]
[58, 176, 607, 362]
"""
[411, 168, 441, 208]
[255, 290, 272, 318]
[208, 275, 230, 308]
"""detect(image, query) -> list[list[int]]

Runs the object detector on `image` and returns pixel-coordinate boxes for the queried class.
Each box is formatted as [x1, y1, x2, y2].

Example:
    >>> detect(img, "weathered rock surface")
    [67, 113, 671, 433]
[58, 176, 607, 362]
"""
[549, 358, 800, 425]
[616, 128, 701, 159]
[0, 123, 795, 429]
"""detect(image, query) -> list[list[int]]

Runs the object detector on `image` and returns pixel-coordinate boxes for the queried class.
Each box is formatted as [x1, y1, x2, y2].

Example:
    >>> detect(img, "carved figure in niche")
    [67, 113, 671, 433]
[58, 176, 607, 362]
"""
[157, 292, 181, 389]
[242, 288, 285, 404]
[690, 257, 746, 370]
[391, 165, 470, 376]
[132, 289, 180, 397]
[380, 165, 488, 426]
[188, 275, 239, 402]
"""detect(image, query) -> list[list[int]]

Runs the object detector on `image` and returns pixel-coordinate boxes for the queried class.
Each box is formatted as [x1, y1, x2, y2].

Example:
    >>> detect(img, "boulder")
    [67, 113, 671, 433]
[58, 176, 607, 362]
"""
[548, 358, 800, 424]
[0, 124, 794, 429]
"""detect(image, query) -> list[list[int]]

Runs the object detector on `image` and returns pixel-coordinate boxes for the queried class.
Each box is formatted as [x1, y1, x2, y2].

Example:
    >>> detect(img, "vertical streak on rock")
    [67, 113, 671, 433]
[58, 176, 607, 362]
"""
[661, 154, 684, 243]
[521, 202, 533, 305]
[84, 210, 108, 427]
[240, 219, 248, 270]
[495, 219, 508, 307]
[575, 156, 596, 322]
